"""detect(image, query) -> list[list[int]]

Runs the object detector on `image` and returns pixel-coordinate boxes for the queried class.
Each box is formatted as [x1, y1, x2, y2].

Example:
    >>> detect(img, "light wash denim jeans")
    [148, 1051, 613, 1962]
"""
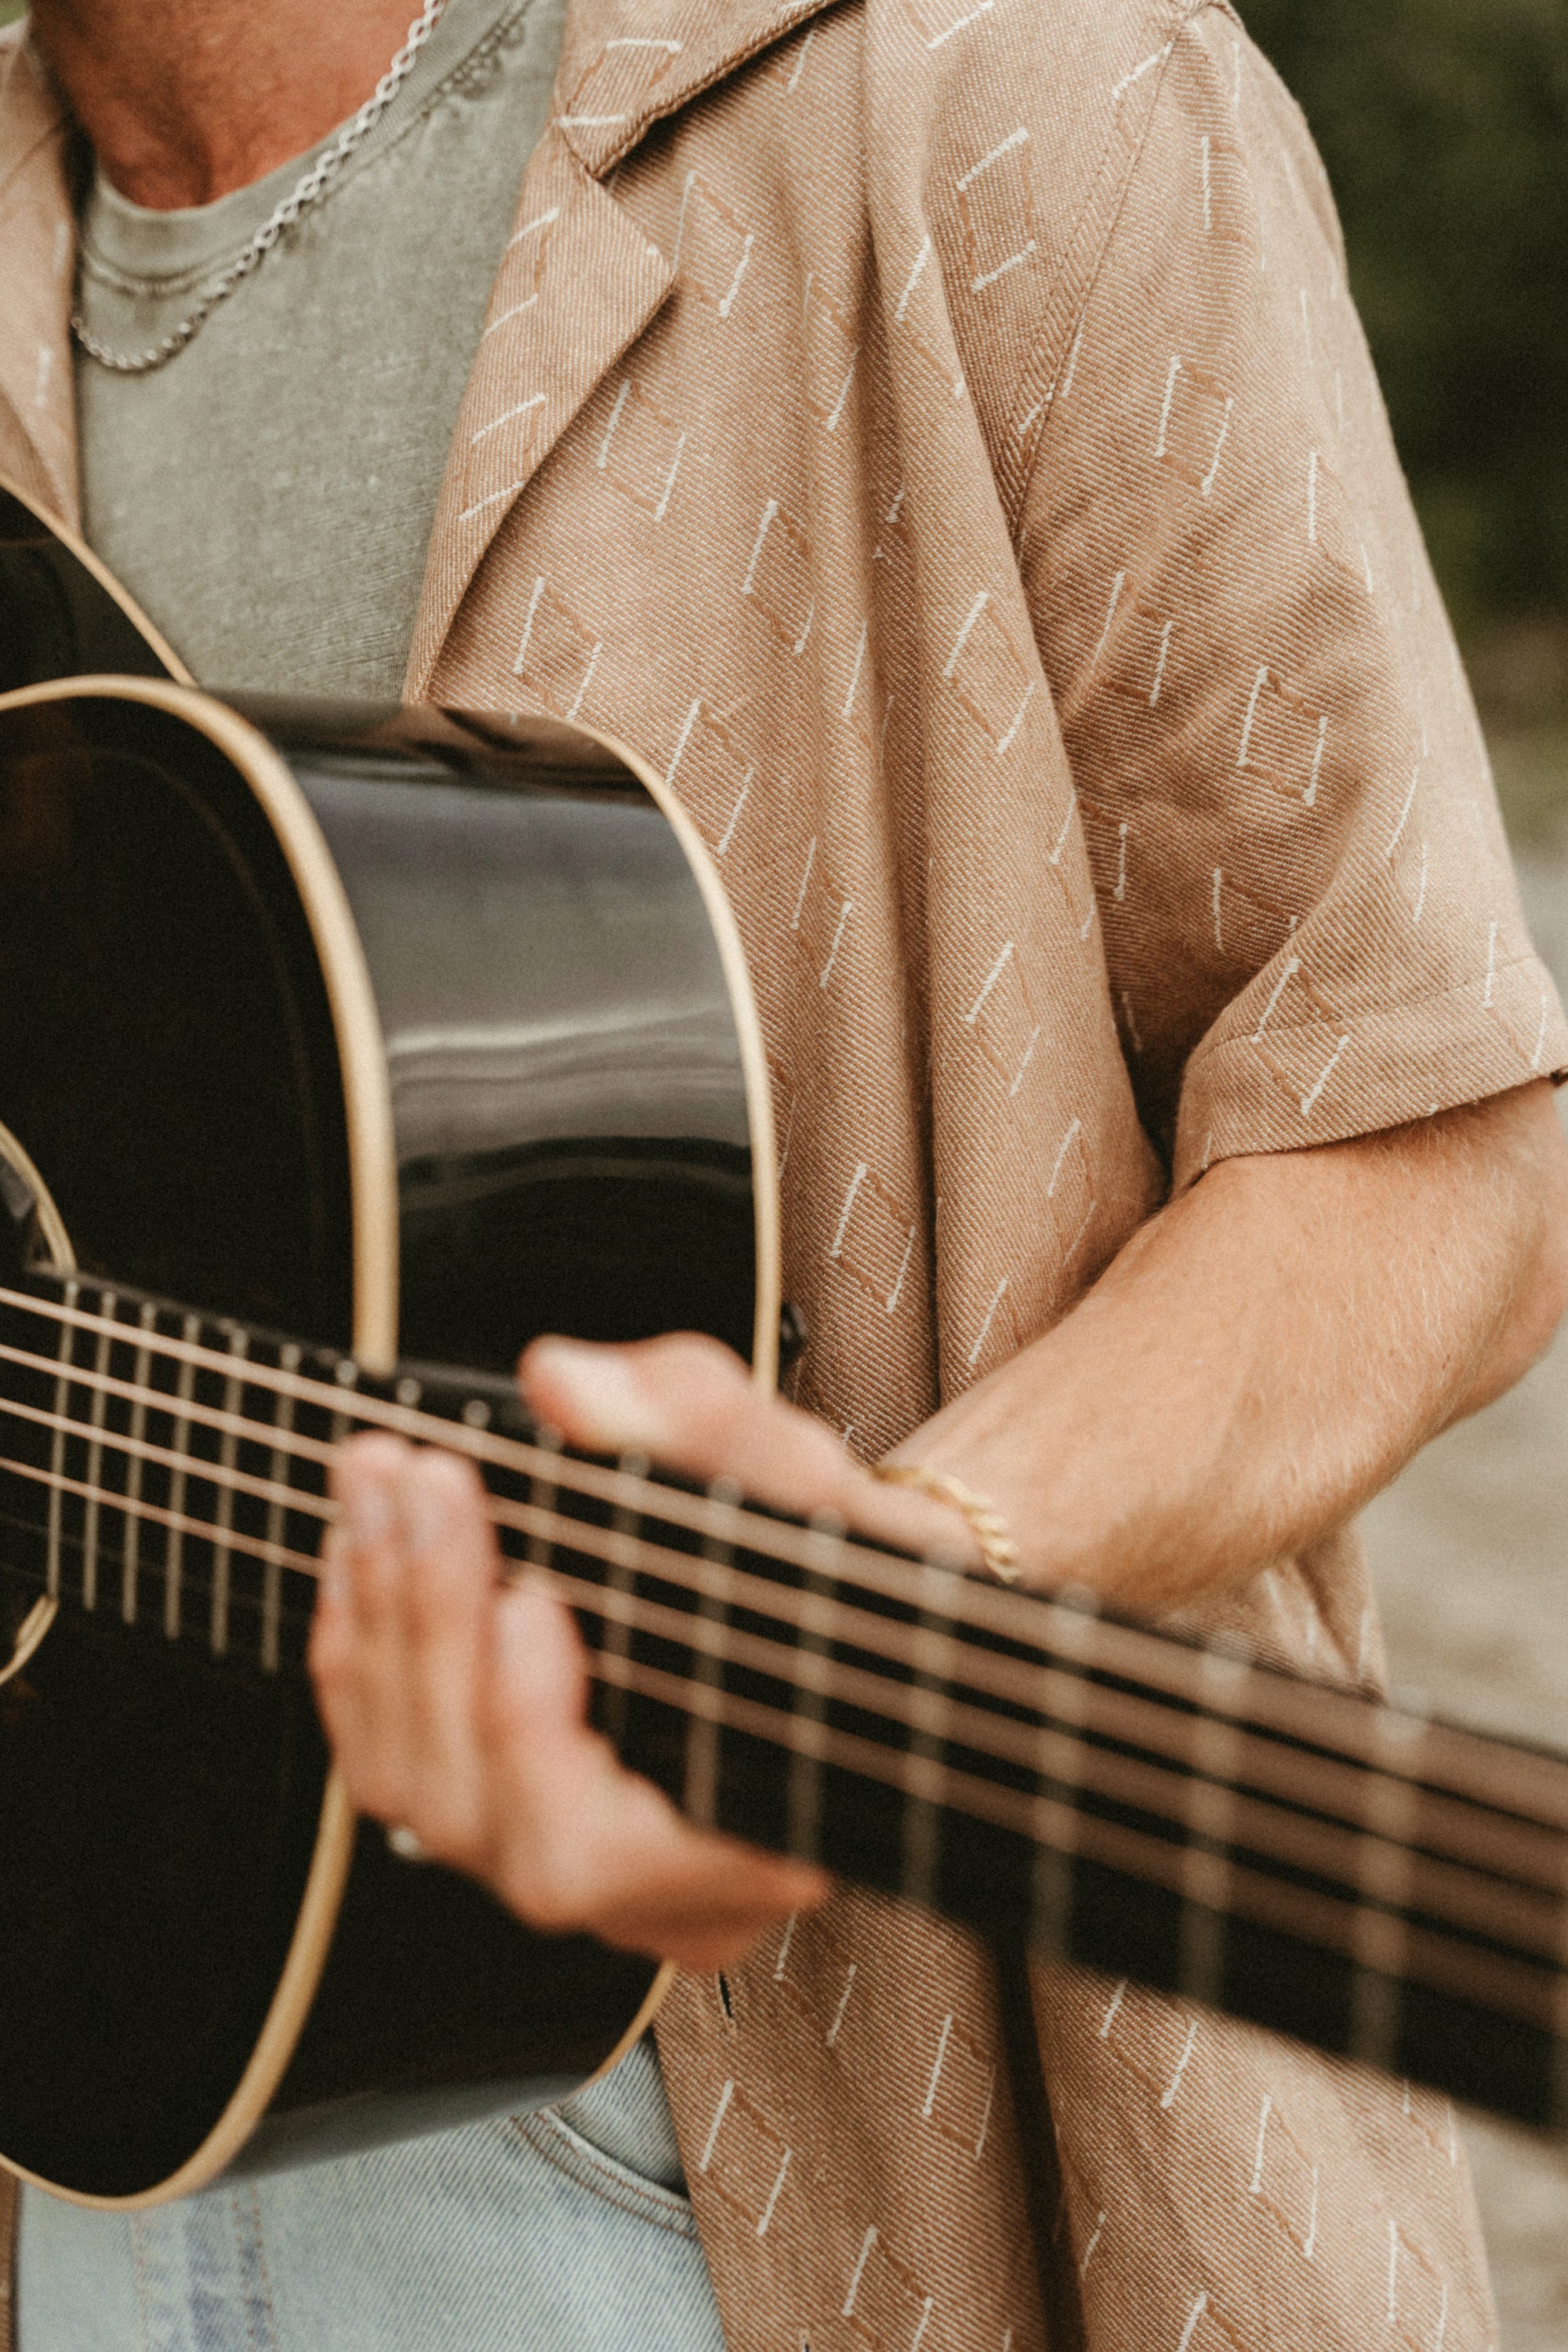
[17, 2038, 725, 2351]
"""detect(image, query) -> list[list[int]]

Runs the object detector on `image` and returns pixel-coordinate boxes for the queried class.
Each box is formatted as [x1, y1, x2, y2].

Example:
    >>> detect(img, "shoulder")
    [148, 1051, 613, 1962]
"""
[855, 0, 1269, 317]
[859, 0, 1240, 155]
[850, 0, 1242, 440]
[859, 0, 1329, 245]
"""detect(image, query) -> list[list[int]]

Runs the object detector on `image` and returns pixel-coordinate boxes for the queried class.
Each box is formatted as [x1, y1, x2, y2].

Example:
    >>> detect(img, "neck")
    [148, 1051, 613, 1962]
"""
[28, 0, 425, 209]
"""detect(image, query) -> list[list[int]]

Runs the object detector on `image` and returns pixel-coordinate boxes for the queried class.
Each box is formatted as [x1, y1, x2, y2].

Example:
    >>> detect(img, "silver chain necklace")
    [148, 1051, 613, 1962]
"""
[72, 0, 451, 376]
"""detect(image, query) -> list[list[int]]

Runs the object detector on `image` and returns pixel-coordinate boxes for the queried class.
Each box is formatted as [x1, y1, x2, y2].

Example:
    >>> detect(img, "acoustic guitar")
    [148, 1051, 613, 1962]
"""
[2, 477, 1566, 2215]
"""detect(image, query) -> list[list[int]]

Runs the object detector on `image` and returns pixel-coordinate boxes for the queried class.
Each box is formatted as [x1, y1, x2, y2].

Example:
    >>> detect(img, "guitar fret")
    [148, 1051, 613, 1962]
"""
[527, 1452, 560, 1575]
[595, 1450, 645, 1751]
[1028, 1589, 1097, 1967]
[783, 1518, 842, 1867]
[681, 1476, 739, 1831]
[1347, 1705, 1425, 2072]
[261, 1344, 303, 1675]
[78, 1298, 115, 1613]
[44, 1276, 78, 1602]
[1175, 1639, 1250, 2009]
[209, 1330, 248, 1657]
[121, 1301, 157, 1624]
[162, 1314, 201, 1641]
[328, 1367, 358, 1555]
[901, 1559, 961, 1913]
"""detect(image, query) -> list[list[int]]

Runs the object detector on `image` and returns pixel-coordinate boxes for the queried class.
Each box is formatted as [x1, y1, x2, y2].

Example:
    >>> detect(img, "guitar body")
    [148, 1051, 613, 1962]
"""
[0, 481, 779, 2201]
[6, 477, 1568, 2200]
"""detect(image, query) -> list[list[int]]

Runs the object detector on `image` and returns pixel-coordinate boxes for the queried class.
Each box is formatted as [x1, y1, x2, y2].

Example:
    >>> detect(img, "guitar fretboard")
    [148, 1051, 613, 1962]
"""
[2, 1270, 1567, 2139]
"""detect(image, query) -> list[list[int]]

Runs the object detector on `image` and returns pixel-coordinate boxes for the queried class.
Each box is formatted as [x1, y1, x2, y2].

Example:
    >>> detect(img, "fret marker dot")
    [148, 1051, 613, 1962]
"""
[397, 1377, 422, 1407]
[463, 1399, 492, 1428]
[336, 1360, 359, 1388]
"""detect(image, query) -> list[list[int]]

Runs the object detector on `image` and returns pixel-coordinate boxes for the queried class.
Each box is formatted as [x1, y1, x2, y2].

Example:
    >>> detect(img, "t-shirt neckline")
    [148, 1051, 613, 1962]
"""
[79, 0, 541, 296]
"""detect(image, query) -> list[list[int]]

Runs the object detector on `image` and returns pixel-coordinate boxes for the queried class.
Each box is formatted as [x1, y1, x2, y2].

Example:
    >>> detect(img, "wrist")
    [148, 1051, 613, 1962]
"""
[870, 1461, 1021, 1584]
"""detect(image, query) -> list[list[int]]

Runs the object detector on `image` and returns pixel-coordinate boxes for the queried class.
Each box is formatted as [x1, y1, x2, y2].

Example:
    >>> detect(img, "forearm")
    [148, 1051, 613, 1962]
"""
[312, 1083, 1567, 1962]
[905, 1080, 1568, 1609]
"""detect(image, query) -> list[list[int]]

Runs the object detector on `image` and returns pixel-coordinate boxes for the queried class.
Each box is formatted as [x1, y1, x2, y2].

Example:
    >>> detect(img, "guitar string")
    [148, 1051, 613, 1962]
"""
[0, 1283, 1530, 1809]
[5, 1305, 1418, 1752]
[2, 1440, 1560, 2031]
[1, 1370, 1559, 1884]
[0, 1283, 1518, 1812]
[501, 1546, 1565, 1959]
[9, 1295, 1567, 2066]
[4, 1279, 1566, 1831]
[581, 1642, 1563, 2038]
[7, 1420, 1563, 1944]
[3, 1411, 1567, 1933]
[2, 1291, 1563, 1849]
[6, 1386, 1562, 1899]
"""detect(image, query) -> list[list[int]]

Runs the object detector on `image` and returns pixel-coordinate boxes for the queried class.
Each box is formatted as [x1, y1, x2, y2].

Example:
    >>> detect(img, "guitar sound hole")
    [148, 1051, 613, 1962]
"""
[0, 1133, 70, 1291]
[0, 1173, 33, 1290]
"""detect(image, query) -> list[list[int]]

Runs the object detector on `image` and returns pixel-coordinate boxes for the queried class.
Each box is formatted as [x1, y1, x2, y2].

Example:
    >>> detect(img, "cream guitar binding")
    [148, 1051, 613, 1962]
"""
[0, 477, 771, 2201]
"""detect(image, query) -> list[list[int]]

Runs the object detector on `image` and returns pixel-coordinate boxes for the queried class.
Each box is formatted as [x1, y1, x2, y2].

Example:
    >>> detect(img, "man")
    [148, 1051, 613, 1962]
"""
[2, 0, 1566, 2346]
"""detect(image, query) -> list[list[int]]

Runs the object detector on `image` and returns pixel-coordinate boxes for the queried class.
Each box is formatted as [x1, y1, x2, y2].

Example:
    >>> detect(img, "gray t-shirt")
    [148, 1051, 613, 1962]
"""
[49, 13, 704, 2333]
[74, 0, 567, 695]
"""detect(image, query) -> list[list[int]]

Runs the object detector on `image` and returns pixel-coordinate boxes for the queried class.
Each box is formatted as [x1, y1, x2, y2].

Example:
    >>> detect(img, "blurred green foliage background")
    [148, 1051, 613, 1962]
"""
[1241, 0, 1567, 641]
[3, 0, 1565, 822]
[1236, 0, 1568, 833]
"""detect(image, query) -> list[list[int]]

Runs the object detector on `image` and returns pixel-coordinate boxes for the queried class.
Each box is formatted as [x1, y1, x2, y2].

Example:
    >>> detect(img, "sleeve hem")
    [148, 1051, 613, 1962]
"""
[1171, 952, 1568, 1192]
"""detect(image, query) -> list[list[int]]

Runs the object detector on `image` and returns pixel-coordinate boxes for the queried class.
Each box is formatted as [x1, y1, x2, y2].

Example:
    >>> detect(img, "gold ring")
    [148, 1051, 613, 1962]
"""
[871, 1461, 1022, 1584]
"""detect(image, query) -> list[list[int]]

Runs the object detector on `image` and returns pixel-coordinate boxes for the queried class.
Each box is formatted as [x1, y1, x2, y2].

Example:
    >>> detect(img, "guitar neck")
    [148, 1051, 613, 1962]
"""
[3, 1269, 1567, 2138]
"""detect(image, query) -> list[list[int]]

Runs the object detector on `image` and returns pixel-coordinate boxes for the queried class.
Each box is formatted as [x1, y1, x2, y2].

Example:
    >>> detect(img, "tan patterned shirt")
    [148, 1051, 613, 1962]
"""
[3, 2, 1563, 2347]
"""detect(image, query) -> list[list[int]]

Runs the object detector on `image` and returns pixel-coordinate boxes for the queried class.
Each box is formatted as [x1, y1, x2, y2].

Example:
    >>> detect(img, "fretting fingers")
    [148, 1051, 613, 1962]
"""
[310, 1434, 412, 1824]
[311, 1436, 497, 1862]
[310, 1422, 833, 1971]
[388, 1448, 495, 1860]
[518, 1331, 763, 1469]
[480, 1577, 829, 1965]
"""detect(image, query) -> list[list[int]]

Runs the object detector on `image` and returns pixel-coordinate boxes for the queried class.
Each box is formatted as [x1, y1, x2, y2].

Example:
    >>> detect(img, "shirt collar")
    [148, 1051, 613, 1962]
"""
[552, 0, 840, 176]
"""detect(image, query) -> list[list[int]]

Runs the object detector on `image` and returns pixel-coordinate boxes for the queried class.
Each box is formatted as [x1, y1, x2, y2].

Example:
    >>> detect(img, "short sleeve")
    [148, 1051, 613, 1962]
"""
[1015, 3, 1568, 1188]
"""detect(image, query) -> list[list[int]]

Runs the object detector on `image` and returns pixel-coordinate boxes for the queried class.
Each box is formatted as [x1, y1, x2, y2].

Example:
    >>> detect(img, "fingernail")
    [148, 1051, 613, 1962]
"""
[344, 1476, 393, 1548]
[530, 1340, 666, 1453]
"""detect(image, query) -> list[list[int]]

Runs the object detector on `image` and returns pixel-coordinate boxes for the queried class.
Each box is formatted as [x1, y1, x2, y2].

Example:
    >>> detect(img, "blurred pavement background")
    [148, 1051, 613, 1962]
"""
[1364, 829, 1568, 2352]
